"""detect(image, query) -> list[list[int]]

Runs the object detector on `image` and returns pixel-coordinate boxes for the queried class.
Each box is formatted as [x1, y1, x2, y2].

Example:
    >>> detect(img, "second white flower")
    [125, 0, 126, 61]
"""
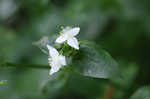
[47, 45, 66, 75]
[56, 27, 80, 50]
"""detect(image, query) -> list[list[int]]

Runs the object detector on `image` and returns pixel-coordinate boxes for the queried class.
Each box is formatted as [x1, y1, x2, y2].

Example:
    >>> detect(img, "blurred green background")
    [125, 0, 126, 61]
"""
[0, 0, 150, 99]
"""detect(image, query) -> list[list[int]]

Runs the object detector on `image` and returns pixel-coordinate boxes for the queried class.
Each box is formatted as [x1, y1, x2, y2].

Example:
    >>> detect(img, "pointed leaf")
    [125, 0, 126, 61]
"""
[130, 86, 150, 99]
[72, 41, 121, 79]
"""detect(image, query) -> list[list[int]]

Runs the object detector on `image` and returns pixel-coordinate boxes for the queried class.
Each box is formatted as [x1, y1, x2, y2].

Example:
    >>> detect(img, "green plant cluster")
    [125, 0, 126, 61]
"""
[0, 0, 150, 99]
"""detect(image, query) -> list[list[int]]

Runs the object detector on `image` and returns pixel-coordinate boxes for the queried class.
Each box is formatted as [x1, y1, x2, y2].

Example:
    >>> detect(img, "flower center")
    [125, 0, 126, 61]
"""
[66, 32, 72, 38]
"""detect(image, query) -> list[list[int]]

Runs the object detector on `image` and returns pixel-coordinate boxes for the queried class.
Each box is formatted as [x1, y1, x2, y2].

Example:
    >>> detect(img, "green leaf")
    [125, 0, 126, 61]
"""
[42, 68, 108, 99]
[0, 80, 7, 86]
[130, 86, 150, 99]
[42, 69, 69, 98]
[72, 41, 121, 79]
[110, 61, 138, 89]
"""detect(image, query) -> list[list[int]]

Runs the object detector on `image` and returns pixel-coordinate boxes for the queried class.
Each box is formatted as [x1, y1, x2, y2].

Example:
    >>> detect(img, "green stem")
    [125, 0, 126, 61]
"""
[2, 62, 50, 69]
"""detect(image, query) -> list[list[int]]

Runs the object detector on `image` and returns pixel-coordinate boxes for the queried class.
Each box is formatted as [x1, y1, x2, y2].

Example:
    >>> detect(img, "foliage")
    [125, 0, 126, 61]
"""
[0, 0, 150, 99]
[0, 80, 7, 86]
[130, 86, 150, 99]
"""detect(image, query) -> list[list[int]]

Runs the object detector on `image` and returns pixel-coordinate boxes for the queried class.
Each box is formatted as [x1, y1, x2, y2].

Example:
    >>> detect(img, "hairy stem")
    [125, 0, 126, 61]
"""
[1, 62, 50, 69]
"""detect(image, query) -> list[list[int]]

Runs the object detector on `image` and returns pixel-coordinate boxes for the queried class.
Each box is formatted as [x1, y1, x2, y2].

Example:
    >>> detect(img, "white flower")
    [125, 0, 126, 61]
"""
[56, 27, 80, 50]
[47, 45, 66, 75]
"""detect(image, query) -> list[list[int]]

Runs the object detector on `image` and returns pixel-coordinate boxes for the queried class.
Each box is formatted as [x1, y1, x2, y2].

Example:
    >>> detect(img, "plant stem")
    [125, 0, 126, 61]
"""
[2, 62, 50, 69]
[104, 85, 115, 99]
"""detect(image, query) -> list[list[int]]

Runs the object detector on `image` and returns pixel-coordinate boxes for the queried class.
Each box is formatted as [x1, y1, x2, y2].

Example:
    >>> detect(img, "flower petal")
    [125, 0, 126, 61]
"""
[47, 45, 59, 58]
[59, 55, 66, 65]
[67, 37, 79, 50]
[67, 27, 80, 36]
[49, 63, 61, 75]
[56, 34, 68, 43]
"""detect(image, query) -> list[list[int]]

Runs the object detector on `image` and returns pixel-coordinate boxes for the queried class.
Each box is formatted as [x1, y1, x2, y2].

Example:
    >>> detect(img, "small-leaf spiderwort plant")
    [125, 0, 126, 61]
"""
[35, 26, 120, 78]
[47, 26, 80, 75]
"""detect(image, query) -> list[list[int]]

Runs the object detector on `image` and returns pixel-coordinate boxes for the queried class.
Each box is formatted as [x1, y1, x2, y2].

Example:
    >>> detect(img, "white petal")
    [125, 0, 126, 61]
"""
[67, 27, 80, 36]
[49, 65, 60, 75]
[47, 45, 59, 58]
[49, 68, 59, 75]
[56, 34, 68, 43]
[49, 61, 62, 75]
[59, 55, 66, 65]
[49, 68, 56, 75]
[67, 37, 79, 50]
